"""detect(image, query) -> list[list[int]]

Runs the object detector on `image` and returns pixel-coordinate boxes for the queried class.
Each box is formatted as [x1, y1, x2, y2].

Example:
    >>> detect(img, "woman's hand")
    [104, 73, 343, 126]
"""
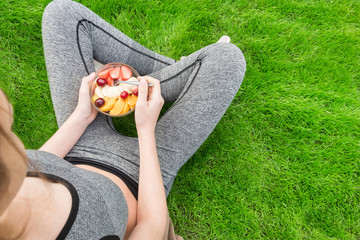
[135, 76, 164, 133]
[39, 73, 98, 158]
[74, 73, 98, 125]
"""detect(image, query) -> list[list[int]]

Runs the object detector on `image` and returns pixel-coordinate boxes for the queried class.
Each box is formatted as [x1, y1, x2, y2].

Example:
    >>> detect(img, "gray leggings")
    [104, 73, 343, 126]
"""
[43, 0, 246, 196]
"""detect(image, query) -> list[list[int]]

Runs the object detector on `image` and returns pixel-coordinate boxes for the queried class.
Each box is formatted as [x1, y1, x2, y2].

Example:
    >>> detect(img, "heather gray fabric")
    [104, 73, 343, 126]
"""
[26, 150, 128, 239]
[43, 0, 246, 195]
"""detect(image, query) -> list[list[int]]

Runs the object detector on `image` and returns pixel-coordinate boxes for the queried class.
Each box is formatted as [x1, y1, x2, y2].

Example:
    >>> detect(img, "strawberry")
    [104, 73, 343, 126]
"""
[106, 76, 114, 86]
[98, 68, 113, 79]
[121, 66, 132, 80]
[110, 67, 121, 79]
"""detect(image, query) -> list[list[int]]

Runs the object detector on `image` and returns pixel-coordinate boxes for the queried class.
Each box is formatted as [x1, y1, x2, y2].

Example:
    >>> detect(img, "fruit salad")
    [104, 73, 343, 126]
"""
[91, 64, 139, 116]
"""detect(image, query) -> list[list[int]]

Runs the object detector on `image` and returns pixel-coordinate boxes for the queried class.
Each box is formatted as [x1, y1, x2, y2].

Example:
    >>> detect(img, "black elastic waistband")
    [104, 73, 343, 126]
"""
[65, 157, 138, 200]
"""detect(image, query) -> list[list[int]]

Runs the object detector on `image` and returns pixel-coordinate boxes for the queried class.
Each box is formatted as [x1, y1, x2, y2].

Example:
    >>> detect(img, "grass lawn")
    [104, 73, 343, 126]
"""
[1, 0, 359, 239]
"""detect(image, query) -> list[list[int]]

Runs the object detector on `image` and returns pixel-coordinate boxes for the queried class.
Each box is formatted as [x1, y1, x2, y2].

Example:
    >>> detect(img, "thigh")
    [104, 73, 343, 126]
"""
[42, 0, 175, 127]
[150, 43, 246, 193]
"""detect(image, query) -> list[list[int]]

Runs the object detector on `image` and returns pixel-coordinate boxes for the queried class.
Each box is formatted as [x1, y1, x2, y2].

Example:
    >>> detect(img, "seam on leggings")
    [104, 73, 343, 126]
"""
[76, 19, 172, 75]
[76, 20, 90, 74]
[106, 115, 119, 134]
[159, 59, 202, 120]
[159, 60, 198, 85]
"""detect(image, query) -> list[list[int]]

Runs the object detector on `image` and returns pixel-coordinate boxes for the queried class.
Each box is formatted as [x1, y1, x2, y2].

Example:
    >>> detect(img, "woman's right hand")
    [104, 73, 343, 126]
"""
[135, 76, 164, 133]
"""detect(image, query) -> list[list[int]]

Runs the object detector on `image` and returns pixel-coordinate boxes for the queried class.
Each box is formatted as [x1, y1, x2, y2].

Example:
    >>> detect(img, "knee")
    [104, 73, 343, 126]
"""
[209, 43, 245, 67]
[42, 0, 76, 24]
[204, 43, 246, 89]
[43, 0, 69, 15]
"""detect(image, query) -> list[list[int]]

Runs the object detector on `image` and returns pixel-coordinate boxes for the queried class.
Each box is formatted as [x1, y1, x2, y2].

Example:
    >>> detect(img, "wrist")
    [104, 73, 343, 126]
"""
[72, 108, 92, 127]
[137, 128, 155, 139]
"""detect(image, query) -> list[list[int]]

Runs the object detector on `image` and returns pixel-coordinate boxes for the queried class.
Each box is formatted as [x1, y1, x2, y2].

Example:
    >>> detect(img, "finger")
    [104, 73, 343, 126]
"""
[79, 73, 95, 95]
[143, 76, 161, 98]
[131, 86, 138, 93]
[81, 73, 96, 88]
[137, 78, 148, 105]
[84, 72, 96, 83]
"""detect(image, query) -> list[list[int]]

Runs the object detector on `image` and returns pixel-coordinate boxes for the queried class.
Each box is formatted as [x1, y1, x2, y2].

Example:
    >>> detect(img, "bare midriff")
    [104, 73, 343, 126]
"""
[74, 164, 137, 239]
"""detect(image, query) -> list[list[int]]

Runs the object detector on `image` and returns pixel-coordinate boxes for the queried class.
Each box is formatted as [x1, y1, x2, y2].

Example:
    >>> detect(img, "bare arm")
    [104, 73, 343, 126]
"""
[39, 73, 97, 158]
[128, 77, 168, 240]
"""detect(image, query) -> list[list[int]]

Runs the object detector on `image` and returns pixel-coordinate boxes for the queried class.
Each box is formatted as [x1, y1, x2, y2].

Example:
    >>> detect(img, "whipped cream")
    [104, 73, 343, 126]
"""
[95, 78, 138, 98]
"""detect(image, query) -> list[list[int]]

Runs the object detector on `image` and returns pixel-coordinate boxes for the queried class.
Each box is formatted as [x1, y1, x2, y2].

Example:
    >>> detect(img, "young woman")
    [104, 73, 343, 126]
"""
[0, 0, 246, 239]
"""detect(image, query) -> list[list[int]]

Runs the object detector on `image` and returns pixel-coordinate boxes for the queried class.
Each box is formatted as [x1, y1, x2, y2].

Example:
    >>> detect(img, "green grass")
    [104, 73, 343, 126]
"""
[1, 0, 359, 239]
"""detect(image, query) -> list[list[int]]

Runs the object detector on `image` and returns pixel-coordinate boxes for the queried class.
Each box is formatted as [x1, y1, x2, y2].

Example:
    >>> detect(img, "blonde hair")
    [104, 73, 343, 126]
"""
[0, 95, 30, 239]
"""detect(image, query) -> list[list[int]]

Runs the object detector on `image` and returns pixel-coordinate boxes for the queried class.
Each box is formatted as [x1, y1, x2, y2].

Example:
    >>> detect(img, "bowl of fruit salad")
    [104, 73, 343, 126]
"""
[90, 63, 140, 117]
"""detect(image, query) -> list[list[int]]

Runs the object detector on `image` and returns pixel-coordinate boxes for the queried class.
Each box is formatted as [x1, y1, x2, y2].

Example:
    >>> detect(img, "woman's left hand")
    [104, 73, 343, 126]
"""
[74, 72, 98, 125]
[40, 73, 98, 158]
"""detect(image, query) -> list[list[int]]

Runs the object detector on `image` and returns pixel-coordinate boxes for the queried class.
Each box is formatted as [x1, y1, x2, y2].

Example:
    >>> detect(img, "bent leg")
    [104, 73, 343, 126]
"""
[151, 43, 246, 194]
[42, 0, 175, 127]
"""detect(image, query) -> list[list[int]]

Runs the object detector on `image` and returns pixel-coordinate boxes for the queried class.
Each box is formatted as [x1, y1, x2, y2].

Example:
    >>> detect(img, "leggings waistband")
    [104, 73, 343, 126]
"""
[65, 157, 138, 200]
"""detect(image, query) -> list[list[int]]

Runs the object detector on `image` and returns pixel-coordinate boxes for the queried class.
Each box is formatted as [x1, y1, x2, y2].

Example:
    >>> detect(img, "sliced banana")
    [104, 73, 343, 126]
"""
[95, 86, 104, 98]
[109, 86, 120, 98]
